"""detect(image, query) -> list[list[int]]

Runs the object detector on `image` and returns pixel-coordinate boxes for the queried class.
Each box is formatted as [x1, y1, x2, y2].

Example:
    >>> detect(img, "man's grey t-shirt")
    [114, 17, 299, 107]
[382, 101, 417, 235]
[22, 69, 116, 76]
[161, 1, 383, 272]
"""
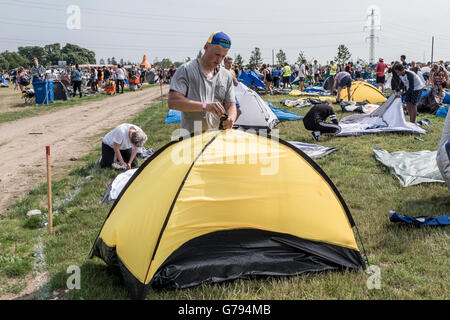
[170, 59, 235, 133]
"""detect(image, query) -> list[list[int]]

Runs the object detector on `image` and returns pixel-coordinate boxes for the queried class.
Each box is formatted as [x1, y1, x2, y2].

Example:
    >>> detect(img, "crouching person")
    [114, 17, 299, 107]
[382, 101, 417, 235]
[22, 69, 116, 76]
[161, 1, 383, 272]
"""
[100, 123, 147, 170]
[303, 101, 341, 141]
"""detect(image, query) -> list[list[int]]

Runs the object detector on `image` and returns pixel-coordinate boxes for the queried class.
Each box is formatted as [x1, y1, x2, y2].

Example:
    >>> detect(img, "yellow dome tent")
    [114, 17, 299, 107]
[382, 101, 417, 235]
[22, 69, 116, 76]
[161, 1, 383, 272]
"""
[90, 130, 366, 299]
[138, 55, 151, 69]
[340, 81, 387, 104]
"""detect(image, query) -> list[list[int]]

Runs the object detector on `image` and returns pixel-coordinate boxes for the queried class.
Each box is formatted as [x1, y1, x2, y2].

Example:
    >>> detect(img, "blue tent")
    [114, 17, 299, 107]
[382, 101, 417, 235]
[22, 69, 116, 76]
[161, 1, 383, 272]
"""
[0, 77, 8, 86]
[238, 71, 265, 88]
[266, 102, 302, 121]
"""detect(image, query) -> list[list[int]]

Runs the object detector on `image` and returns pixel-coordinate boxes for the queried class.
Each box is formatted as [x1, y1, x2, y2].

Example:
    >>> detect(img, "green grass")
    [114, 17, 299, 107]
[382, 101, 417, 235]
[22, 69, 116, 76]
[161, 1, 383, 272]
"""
[1, 95, 449, 300]
[0, 84, 159, 125]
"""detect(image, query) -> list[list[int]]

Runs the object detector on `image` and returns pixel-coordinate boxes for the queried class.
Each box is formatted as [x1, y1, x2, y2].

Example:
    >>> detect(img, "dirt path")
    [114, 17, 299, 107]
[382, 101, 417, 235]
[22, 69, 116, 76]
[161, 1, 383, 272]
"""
[0, 85, 168, 214]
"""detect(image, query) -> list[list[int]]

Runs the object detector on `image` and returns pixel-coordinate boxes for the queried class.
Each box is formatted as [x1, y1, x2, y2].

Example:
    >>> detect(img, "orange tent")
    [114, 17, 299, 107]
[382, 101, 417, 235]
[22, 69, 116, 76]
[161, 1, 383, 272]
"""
[139, 55, 151, 69]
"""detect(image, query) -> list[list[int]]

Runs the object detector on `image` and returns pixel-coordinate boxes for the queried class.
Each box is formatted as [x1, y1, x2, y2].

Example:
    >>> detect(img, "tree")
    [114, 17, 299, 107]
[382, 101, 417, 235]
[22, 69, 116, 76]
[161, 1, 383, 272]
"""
[297, 51, 306, 63]
[107, 58, 111, 65]
[197, 50, 203, 59]
[119, 58, 124, 65]
[276, 49, 287, 66]
[334, 45, 352, 66]
[160, 58, 173, 68]
[61, 43, 96, 65]
[43, 43, 62, 66]
[18, 46, 46, 65]
[99, 58, 105, 65]
[111, 57, 117, 65]
[0, 55, 9, 71]
[0, 51, 28, 69]
[185, 57, 191, 62]
[234, 54, 244, 69]
[248, 47, 262, 69]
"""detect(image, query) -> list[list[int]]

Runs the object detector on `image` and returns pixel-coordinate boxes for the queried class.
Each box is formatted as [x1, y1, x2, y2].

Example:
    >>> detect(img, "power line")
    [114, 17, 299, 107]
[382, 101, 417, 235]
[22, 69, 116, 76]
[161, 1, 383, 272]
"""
[1, 0, 366, 26]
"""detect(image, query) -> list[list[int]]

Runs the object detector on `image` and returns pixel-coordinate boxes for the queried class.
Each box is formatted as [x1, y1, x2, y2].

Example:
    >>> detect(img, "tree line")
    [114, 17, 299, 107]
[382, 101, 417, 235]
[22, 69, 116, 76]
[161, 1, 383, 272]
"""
[0, 43, 96, 70]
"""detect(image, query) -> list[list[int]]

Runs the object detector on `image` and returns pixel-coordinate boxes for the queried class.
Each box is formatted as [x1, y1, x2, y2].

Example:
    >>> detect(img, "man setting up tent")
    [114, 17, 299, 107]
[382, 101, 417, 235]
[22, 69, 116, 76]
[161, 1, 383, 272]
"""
[332, 71, 353, 103]
[168, 31, 237, 135]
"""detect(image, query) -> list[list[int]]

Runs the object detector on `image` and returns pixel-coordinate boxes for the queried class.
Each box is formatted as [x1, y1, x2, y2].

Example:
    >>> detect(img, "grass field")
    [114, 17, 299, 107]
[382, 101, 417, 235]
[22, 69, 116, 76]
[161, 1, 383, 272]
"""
[0, 83, 157, 125]
[0, 94, 448, 300]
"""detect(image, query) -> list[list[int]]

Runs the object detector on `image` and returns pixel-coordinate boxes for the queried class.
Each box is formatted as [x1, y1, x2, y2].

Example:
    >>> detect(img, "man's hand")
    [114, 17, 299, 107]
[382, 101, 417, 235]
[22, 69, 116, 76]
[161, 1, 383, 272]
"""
[126, 162, 132, 170]
[205, 102, 226, 118]
[221, 117, 234, 130]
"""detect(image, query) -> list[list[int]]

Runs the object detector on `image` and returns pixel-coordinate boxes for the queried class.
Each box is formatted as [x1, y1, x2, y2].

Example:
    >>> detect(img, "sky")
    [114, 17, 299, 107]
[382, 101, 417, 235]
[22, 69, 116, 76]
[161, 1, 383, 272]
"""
[1, 0, 449, 65]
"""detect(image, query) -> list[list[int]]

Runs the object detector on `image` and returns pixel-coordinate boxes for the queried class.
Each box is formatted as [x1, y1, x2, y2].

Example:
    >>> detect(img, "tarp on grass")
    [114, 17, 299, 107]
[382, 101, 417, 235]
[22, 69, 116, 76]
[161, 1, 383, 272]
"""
[373, 146, 444, 187]
[288, 141, 338, 159]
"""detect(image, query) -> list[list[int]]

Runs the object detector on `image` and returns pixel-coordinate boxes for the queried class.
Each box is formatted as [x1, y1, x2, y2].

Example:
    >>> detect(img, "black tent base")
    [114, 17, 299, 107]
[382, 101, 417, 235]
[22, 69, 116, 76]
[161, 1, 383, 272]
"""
[92, 229, 366, 300]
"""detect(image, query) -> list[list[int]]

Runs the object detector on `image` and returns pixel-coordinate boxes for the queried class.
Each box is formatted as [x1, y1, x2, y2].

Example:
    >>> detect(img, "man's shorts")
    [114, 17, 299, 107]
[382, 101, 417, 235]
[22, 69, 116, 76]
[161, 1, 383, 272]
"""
[376, 75, 385, 84]
[355, 71, 361, 78]
[283, 76, 290, 84]
[405, 89, 423, 104]
[298, 77, 305, 83]
[338, 76, 352, 88]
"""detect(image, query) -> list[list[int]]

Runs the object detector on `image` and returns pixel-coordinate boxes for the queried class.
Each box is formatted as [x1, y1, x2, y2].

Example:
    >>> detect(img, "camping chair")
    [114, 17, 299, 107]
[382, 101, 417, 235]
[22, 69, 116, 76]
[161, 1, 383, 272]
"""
[21, 87, 35, 104]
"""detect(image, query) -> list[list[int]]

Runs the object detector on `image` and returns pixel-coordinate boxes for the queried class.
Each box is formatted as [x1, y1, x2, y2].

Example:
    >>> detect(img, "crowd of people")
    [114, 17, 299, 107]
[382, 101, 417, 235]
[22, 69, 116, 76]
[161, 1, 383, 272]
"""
[1, 58, 182, 100]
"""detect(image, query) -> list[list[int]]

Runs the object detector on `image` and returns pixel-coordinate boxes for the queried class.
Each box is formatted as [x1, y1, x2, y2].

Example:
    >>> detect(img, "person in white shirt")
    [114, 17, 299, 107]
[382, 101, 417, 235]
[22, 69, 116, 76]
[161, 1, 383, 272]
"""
[355, 61, 363, 80]
[115, 65, 126, 94]
[298, 59, 307, 91]
[393, 63, 425, 123]
[100, 123, 147, 169]
[47, 68, 57, 82]
[312, 60, 320, 85]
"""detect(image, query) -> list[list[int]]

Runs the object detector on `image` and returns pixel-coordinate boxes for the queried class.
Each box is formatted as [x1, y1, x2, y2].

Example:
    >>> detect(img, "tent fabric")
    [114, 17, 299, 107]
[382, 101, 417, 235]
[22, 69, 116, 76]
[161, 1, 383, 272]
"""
[238, 71, 265, 88]
[337, 95, 427, 136]
[436, 106, 448, 117]
[52, 81, 70, 101]
[373, 146, 444, 187]
[90, 129, 365, 299]
[266, 102, 302, 121]
[389, 211, 450, 227]
[339, 81, 387, 104]
[323, 76, 334, 91]
[234, 83, 279, 129]
[138, 55, 151, 69]
[287, 141, 338, 159]
[340, 101, 380, 114]
[102, 169, 138, 203]
[436, 109, 450, 188]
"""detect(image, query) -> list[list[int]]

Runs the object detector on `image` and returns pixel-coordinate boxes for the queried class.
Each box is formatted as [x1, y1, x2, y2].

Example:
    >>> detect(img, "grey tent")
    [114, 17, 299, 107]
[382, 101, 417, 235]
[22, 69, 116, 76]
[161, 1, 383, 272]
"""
[337, 95, 426, 136]
[52, 81, 70, 101]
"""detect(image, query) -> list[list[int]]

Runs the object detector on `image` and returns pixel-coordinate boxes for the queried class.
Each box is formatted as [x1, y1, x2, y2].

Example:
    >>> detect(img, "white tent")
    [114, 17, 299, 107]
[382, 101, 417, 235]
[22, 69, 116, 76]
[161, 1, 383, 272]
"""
[234, 83, 279, 130]
[337, 95, 427, 136]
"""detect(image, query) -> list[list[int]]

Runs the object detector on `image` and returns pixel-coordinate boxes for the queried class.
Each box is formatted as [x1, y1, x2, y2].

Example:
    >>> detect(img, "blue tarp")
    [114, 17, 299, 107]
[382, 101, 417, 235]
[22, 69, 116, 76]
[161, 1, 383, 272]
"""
[0, 77, 8, 85]
[165, 109, 181, 124]
[238, 71, 265, 88]
[389, 211, 450, 227]
[304, 86, 327, 93]
[436, 106, 449, 117]
[266, 102, 302, 121]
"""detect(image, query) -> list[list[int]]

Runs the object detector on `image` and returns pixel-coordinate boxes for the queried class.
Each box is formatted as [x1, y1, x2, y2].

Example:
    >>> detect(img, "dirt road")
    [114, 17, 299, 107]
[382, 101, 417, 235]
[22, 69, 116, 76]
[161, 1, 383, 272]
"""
[0, 85, 168, 213]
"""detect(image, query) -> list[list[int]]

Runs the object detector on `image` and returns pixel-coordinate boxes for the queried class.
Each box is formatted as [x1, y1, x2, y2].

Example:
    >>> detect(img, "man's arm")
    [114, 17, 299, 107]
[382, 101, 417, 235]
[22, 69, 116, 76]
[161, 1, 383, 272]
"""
[127, 147, 139, 170]
[168, 90, 225, 117]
